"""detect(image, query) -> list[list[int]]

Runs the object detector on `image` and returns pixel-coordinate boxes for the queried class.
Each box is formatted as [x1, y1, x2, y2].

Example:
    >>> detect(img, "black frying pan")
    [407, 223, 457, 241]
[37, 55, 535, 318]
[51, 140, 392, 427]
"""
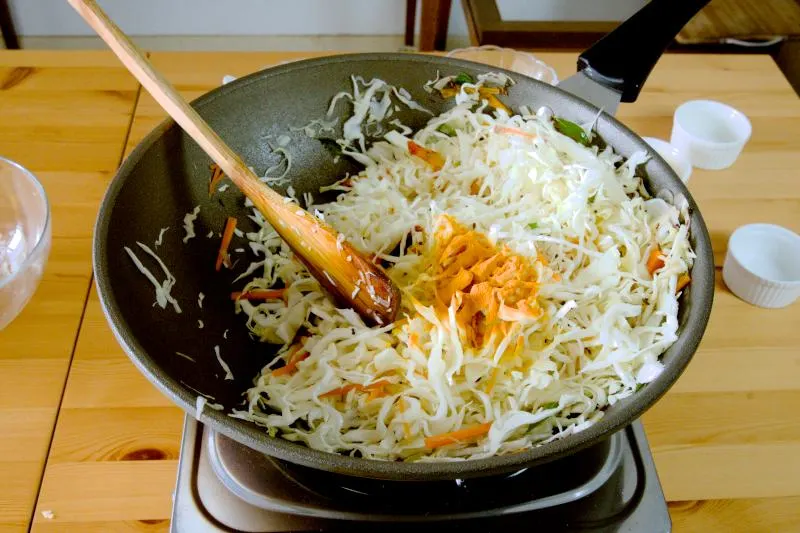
[94, 0, 713, 481]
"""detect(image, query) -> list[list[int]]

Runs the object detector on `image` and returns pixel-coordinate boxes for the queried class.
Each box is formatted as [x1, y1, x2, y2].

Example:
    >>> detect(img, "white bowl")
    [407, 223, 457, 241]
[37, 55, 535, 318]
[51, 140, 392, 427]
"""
[446, 45, 559, 85]
[722, 224, 800, 308]
[641, 136, 692, 183]
[670, 100, 751, 170]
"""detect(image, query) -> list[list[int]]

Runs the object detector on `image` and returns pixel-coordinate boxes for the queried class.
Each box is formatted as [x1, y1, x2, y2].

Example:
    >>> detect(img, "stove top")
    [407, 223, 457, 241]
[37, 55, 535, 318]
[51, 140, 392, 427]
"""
[171, 417, 670, 532]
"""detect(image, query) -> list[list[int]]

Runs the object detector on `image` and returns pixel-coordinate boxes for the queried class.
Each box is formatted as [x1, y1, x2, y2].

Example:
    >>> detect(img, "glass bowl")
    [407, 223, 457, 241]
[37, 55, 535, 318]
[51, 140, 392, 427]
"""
[0, 156, 51, 331]
[446, 45, 559, 85]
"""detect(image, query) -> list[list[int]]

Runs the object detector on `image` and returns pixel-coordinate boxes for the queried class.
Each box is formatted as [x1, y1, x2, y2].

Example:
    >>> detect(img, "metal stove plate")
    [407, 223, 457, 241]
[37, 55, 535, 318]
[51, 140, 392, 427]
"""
[206, 429, 623, 521]
[172, 418, 671, 532]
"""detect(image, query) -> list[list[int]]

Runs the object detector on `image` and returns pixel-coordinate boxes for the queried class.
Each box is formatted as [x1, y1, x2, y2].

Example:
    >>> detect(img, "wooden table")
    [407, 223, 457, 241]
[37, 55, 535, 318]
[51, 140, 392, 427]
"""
[0, 50, 798, 532]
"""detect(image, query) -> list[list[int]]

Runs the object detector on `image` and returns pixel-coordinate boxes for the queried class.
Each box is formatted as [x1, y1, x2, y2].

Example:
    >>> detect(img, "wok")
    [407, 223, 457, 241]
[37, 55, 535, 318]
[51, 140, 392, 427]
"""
[94, 0, 714, 481]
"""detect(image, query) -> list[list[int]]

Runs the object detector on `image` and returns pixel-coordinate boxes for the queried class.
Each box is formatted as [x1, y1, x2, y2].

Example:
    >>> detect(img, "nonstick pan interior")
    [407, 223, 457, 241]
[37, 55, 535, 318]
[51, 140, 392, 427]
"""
[94, 53, 714, 480]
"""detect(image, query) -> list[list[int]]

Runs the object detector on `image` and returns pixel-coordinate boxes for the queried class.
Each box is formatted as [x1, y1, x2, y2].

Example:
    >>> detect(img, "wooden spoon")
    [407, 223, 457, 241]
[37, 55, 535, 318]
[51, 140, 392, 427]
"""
[67, 0, 400, 325]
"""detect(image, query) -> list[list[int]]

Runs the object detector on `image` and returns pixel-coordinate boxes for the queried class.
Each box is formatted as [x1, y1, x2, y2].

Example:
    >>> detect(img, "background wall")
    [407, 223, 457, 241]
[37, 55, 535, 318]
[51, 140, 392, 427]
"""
[8, 0, 646, 37]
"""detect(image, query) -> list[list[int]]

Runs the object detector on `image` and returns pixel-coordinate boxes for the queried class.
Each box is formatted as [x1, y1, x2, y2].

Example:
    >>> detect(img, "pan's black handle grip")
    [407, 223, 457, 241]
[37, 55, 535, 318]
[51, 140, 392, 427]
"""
[578, 0, 710, 103]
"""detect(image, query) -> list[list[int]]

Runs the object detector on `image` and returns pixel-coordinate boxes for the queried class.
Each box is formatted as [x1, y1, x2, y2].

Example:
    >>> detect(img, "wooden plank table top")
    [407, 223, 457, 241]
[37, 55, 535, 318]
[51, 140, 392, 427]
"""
[0, 51, 139, 532]
[0, 50, 797, 532]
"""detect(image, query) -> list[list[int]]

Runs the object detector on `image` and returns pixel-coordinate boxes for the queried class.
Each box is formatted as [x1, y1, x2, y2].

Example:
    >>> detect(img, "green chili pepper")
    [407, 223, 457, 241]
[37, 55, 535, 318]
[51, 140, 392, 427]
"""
[437, 123, 457, 136]
[528, 222, 539, 230]
[554, 117, 591, 146]
[454, 72, 475, 85]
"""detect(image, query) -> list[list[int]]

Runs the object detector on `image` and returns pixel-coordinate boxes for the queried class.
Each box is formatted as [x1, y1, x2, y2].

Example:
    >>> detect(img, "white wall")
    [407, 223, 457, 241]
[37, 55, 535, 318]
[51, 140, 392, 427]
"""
[9, 0, 645, 37]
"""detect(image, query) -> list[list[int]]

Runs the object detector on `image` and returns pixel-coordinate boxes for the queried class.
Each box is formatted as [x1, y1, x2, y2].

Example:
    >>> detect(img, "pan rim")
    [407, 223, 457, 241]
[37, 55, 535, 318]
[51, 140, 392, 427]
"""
[93, 52, 714, 480]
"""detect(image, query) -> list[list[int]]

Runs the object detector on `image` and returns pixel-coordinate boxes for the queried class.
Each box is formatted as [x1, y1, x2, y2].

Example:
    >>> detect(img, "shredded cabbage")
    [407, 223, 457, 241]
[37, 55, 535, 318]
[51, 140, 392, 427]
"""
[154, 226, 169, 248]
[124, 242, 181, 314]
[214, 345, 234, 380]
[182, 206, 200, 243]
[228, 74, 693, 461]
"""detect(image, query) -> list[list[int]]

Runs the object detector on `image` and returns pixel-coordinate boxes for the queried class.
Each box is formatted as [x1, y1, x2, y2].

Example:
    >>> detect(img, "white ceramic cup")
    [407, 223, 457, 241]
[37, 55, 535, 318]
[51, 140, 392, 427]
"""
[641, 136, 692, 183]
[670, 100, 751, 170]
[722, 224, 800, 308]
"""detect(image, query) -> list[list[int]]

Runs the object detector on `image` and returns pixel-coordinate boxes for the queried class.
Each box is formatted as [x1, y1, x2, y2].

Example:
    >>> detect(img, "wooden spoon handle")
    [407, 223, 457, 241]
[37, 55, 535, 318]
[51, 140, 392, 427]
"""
[67, 0, 400, 325]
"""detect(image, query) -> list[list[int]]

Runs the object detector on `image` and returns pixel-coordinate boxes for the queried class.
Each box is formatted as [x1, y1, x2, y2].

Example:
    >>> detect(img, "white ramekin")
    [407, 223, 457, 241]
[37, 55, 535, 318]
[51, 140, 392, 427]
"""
[722, 224, 800, 308]
[670, 100, 751, 170]
[641, 136, 692, 184]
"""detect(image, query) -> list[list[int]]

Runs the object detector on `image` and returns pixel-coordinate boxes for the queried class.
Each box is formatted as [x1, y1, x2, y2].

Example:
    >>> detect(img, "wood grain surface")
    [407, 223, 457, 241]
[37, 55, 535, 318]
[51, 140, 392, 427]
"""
[0, 51, 138, 533]
[1, 50, 796, 532]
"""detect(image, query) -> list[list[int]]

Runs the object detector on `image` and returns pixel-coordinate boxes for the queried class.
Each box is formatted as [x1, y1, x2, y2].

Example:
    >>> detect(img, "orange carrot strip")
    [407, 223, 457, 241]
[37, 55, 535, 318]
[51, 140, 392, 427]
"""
[676, 274, 691, 293]
[215, 217, 238, 272]
[408, 332, 419, 348]
[319, 380, 390, 399]
[319, 384, 360, 398]
[646, 247, 666, 276]
[494, 125, 537, 139]
[425, 423, 492, 449]
[209, 163, 226, 196]
[271, 351, 308, 377]
[408, 140, 445, 171]
[231, 289, 287, 301]
[367, 387, 389, 402]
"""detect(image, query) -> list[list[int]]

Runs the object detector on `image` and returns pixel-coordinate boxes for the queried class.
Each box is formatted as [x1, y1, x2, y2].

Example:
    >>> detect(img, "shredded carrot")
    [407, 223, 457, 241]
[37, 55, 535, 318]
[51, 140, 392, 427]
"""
[208, 163, 226, 196]
[425, 423, 492, 449]
[319, 380, 390, 399]
[432, 215, 541, 348]
[408, 140, 445, 171]
[646, 247, 666, 276]
[470, 179, 482, 195]
[676, 274, 691, 293]
[367, 386, 390, 402]
[215, 217, 238, 272]
[319, 383, 360, 398]
[408, 332, 419, 348]
[271, 350, 308, 377]
[494, 125, 536, 140]
[230, 288, 286, 301]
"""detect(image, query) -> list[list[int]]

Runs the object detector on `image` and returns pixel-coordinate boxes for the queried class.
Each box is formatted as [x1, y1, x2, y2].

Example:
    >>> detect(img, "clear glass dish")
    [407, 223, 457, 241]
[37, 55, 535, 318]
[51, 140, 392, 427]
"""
[446, 45, 559, 85]
[0, 156, 51, 331]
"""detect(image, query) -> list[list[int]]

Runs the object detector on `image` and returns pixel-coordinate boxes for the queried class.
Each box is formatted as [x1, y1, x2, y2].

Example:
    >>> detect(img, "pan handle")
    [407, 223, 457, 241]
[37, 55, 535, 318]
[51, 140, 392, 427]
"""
[577, 0, 710, 103]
